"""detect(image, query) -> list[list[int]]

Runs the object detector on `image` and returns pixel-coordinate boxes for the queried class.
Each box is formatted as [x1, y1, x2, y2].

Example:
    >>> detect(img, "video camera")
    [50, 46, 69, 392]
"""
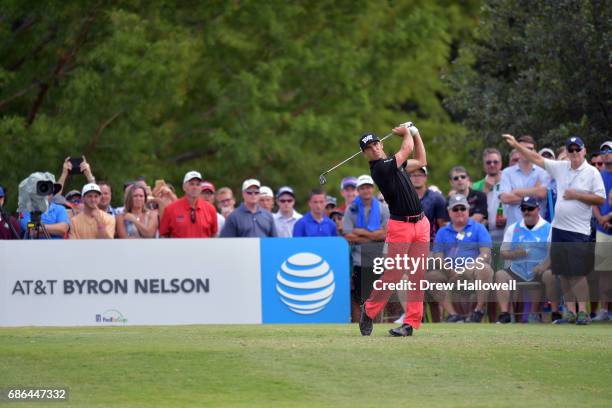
[18, 172, 60, 214]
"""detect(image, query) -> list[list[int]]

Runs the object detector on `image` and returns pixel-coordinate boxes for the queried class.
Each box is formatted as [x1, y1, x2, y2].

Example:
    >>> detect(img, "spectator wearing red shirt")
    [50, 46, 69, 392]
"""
[159, 171, 218, 238]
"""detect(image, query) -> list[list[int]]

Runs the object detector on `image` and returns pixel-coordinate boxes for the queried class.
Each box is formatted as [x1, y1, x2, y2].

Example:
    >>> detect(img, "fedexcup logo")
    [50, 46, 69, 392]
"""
[275, 252, 335, 315]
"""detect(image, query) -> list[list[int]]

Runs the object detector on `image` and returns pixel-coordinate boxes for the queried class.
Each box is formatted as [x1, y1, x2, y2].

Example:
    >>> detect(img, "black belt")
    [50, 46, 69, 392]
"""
[390, 212, 425, 223]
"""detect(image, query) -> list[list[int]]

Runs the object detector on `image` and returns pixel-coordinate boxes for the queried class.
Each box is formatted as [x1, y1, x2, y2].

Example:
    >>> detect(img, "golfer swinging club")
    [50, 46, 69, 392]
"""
[358, 122, 429, 337]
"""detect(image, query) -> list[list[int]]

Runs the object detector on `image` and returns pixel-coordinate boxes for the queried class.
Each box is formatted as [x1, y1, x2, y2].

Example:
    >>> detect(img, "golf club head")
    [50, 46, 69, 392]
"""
[319, 174, 327, 185]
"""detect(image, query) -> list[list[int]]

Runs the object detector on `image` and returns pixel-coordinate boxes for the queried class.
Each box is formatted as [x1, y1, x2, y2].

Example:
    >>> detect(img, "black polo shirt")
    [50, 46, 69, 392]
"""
[369, 156, 422, 217]
[446, 188, 488, 219]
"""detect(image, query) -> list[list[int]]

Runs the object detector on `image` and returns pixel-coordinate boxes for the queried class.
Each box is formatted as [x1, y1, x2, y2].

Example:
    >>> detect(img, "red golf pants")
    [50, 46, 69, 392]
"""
[364, 217, 430, 329]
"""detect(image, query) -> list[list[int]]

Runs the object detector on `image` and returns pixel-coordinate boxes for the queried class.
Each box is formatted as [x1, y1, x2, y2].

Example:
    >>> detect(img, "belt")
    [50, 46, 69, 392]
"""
[390, 212, 425, 223]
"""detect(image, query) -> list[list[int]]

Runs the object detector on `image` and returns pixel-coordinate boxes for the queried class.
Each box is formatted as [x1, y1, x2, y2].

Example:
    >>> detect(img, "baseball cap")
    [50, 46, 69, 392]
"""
[356, 174, 374, 188]
[340, 176, 358, 190]
[448, 194, 470, 209]
[201, 181, 215, 193]
[276, 186, 295, 198]
[0, 185, 5, 197]
[538, 148, 556, 159]
[65, 190, 81, 200]
[325, 195, 337, 207]
[260, 186, 274, 198]
[359, 132, 380, 151]
[600, 141, 612, 152]
[565, 136, 585, 149]
[82, 183, 102, 196]
[183, 171, 202, 184]
[241, 179, 261, 191]
[521, 196, 539, 208]
[329, 209, 344, 218]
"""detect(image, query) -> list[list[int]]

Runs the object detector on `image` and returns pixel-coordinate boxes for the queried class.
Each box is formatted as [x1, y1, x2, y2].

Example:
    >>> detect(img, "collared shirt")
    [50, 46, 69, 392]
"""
[343, 201, 389, 265]
[369, 156, 422, 216]
[273, 210, 302, 238]
[544, 159, 606, 235]
[500, 164, 550, 230]
[433, 218, 492, 259]
[220, 203, 277, 238]
[69, 211, 116, 239]
[596, 169, 612, 235]
[103, 205, 116, 216]
[293, 212, 338, 237]
[20, 203, 70, 239]
[159, 197, 218, 238]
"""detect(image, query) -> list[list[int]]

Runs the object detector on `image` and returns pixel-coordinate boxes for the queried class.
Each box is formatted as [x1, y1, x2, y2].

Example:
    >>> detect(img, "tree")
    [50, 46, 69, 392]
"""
[1, 1, 481, 210]
[446, 0, 611, 156]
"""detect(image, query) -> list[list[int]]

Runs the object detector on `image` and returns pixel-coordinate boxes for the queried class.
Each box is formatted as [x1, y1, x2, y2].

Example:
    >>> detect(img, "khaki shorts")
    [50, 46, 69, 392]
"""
[595, 230, 612, 271]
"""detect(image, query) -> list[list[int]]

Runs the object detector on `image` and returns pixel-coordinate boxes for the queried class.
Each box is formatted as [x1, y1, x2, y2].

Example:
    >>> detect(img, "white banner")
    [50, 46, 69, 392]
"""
[0, 239, 262, 326]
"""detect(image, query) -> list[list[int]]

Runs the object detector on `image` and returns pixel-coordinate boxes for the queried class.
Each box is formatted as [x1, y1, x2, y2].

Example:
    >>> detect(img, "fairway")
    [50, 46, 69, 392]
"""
[1, 324, 611, 407]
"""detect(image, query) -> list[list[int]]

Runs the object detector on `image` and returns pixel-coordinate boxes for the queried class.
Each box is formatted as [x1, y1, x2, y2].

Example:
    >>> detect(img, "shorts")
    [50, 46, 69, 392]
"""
[550, 227, 594, 277]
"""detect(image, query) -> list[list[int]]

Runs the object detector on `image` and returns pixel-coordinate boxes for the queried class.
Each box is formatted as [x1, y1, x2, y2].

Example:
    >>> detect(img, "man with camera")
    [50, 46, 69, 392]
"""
[19, 175, 70, 239]
[57, 156, 96, 194]
[69, 183, 116, 239]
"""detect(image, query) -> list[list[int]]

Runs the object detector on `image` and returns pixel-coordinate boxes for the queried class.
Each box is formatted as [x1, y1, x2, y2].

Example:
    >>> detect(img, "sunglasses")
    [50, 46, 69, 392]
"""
[452, 175, 468, 181]
[451, 206, 467, 212]
[244, 190, 260, 195]
[567, 146, 582, 153]
[541, 153, 554, 159]
[485, 160, 500, 165]
[520, 206, 537, 212]
[592, 161, 604, 167]
[601, 149, 612, 154]
[190, 208, 196, 223]
[279, 199, 294, 203]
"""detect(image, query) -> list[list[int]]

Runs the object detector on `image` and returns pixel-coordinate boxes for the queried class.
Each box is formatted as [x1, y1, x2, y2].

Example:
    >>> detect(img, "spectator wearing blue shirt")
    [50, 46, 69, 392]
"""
[293, 189, 338, 237]
[499, 135, 550, 230]
[495, 196, 558, 324]
[426, 194, 493, 323]
[20, 194, 70, 240]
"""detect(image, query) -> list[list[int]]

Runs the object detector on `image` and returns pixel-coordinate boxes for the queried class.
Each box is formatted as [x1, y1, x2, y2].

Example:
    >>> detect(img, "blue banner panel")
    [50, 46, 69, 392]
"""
[261, 237, 350, 323]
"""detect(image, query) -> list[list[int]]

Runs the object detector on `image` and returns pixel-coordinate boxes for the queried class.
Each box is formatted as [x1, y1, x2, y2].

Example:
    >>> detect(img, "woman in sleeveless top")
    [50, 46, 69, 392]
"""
[116, 185, 158, 238]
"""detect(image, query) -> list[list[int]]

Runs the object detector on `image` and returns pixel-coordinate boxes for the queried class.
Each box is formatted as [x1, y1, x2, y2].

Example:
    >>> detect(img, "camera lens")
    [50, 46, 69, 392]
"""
[36, 180, 54, 196]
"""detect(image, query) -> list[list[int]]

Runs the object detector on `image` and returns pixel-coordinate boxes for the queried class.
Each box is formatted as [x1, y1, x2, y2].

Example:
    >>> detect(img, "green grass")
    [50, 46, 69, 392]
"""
[1, 324, 611, 407]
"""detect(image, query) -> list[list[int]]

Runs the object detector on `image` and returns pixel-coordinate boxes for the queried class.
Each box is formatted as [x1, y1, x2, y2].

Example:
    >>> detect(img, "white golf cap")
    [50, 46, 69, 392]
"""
[356, 174, 374, 188]
[260, 186, 274, 198]
[600, 141, 612, 151]
[538, 148, 556, 159]
[242, 179, 261, 191]
[183, 170, 202, 184]
[82, 183, 102, 196]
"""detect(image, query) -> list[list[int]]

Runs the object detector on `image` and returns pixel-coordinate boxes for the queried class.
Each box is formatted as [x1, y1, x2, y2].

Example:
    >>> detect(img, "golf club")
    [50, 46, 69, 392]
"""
[318, 122, 417, 185]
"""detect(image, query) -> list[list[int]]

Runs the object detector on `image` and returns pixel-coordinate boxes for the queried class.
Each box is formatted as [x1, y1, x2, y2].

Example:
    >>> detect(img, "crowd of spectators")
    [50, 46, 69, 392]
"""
[1, 136, 610, 325]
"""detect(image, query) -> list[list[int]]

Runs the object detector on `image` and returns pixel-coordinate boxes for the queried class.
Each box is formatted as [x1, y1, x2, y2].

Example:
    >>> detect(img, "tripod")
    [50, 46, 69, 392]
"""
[0, 204, 20, 239]
[24, 211, 51, 239]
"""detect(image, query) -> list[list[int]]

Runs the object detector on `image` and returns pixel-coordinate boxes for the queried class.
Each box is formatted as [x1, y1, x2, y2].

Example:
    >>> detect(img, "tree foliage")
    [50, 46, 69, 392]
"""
[1, 0, 481, 209]
[446, 0, 611, 155]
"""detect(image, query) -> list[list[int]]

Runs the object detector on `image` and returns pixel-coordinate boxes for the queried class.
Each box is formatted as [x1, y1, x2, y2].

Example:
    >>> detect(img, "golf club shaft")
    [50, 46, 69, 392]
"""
[320, 132, 394, 180]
